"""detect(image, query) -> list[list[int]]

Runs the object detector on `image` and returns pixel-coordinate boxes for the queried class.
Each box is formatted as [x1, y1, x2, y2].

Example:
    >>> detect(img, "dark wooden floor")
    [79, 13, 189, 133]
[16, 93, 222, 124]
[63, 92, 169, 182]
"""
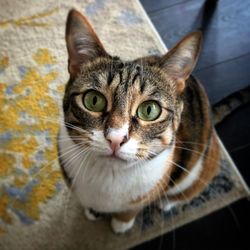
[135, 0, 250, 249]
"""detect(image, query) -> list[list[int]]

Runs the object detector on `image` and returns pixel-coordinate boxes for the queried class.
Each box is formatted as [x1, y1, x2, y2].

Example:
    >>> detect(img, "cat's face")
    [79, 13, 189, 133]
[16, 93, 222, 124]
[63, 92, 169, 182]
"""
[63, 10, 201, 168]
[64, 57, 179, 165]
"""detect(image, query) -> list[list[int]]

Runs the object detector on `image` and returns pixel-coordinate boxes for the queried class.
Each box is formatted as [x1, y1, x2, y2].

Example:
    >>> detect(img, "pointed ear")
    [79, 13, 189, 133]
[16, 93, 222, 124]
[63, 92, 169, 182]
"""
[160, 32, 202, 93]
[66, 9, 108, 77]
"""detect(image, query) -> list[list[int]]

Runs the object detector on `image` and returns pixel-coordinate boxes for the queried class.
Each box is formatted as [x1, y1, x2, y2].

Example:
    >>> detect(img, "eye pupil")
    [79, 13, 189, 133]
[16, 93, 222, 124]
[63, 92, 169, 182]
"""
[93, 96, 97, 105]
[137, 101, 161, 121]
[83, 90, 106, 112]
[147, 106, 151, 115]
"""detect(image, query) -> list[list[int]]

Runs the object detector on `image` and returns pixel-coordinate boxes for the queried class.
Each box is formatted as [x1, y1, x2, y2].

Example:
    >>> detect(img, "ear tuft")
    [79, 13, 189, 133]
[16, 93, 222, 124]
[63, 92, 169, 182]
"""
[66, 9, 108, 77]
[176, 79, 185, 93]
[160, 32, 202, 93]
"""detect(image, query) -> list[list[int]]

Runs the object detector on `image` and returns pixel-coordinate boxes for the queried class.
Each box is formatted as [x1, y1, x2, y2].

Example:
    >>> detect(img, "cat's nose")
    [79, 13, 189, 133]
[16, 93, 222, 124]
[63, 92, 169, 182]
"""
[106, 133, 128, 153]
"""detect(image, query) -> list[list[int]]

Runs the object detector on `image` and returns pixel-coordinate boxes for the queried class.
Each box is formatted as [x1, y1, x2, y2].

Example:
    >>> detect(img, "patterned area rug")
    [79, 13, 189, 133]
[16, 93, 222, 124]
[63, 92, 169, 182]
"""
[0, 0, 249, 249]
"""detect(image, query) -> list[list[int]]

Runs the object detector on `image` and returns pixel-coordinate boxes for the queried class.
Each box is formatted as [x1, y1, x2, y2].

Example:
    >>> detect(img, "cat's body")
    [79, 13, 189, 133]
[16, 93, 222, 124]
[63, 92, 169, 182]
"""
[58, 9, 220, 233]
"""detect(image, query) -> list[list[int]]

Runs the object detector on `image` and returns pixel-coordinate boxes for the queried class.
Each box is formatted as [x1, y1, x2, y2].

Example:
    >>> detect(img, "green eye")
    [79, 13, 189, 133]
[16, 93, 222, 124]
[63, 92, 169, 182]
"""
[137, 101, 161, 121]
[83, 90, 107, 112]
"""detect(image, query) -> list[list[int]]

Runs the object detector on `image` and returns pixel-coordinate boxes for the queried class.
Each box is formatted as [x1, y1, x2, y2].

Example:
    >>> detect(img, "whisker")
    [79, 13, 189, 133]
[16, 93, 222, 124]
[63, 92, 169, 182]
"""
[174, 146, 221, 164]
[165, 159, 236, 207]
[134, 156, 152, 233]
[135, 148, 230, 208]
[69, 148, 90, 189]
[136, 149, 236, 237]
[157, 181, 176, 250]
[62, 148, 92, 221]
[80, 150, 92, 186]
[149, 142, 220, 165]
[35, 115, 88, 134]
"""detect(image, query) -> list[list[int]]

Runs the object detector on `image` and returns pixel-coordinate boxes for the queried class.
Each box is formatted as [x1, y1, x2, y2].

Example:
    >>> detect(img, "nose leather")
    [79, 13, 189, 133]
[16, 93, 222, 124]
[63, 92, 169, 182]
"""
[106, 133, 127, 154]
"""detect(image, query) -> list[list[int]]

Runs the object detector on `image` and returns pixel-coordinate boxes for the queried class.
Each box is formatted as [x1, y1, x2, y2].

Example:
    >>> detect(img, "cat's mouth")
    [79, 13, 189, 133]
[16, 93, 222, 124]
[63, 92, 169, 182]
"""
[101, 154, 128, 163]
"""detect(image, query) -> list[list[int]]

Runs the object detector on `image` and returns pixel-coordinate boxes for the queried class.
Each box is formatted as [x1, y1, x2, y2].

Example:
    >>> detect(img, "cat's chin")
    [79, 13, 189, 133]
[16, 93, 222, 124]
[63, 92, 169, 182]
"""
[101, 154, 128, 163]
[98, 154, 138, 169]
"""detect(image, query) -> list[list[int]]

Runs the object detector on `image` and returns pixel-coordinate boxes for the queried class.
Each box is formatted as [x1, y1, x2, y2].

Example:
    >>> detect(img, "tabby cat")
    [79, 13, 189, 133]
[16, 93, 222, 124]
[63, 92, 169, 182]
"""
[58, 9, 221, 234]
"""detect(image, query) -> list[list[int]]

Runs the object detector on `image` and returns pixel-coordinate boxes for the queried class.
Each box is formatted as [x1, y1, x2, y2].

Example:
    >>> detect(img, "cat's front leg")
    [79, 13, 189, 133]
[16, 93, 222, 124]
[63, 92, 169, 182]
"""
[157, 199, 180, 212]
[84, 208, 102, 221]
[111, 210, 139, 234]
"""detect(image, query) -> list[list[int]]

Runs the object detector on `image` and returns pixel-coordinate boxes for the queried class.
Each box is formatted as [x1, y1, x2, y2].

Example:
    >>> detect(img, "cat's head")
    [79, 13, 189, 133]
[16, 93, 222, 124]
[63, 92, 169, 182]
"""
[63, 9, 202, 168]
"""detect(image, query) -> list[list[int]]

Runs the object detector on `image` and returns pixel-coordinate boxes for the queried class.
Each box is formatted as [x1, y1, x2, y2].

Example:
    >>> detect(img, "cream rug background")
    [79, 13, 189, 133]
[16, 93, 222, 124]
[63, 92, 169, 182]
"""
[0, 0, 249, 249]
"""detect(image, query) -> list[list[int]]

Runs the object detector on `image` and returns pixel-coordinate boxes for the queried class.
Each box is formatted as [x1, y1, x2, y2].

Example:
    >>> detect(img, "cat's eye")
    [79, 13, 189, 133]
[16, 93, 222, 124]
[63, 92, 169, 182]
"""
[137, 101, 161, 121]
[83, 90, 107, 112]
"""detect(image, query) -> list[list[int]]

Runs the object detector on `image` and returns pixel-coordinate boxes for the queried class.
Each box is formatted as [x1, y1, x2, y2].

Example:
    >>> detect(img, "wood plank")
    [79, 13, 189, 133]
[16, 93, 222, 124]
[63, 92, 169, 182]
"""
[231, 146, 250, 186]
[140, 0, 189, 14]
[134, 199, 250, 249]
[216, 103, 250, 184]
[216, 103, 250, 153]
[194, 53, 250, 105]
[148, 0, 250, 70]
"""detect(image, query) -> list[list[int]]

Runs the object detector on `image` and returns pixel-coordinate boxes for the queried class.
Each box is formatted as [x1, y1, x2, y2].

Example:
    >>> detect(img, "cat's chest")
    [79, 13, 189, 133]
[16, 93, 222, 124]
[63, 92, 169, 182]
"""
[74, 164, 148, 212]
[58, 126, 174, 212]
[68, 151, 173, 212]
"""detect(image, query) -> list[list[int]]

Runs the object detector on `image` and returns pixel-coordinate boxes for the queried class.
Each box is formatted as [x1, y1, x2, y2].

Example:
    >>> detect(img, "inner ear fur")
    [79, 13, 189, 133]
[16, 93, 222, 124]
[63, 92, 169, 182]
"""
[65, 9, 109, 77]
[160, 32, 202, 93]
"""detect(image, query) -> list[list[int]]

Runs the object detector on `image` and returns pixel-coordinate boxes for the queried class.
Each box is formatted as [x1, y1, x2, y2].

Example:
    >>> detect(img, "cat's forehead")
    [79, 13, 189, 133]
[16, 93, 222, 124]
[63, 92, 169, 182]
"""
[74, 57, 176, 98]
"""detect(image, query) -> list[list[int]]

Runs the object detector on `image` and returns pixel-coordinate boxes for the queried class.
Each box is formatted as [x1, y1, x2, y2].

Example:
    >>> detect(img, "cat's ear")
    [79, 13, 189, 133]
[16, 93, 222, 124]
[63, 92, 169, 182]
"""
[66, 9, 108, 77]
[160, 32, 202, 93]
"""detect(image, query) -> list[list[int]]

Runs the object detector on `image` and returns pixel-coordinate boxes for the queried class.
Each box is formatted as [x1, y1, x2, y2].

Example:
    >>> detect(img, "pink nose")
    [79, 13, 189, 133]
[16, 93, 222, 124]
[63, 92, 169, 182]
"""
[106, 134, 127, 154]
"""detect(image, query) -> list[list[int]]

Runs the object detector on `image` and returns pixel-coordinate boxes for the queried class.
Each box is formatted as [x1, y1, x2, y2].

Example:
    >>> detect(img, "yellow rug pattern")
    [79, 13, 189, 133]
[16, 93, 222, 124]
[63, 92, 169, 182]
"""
[0, 0, 166, 236]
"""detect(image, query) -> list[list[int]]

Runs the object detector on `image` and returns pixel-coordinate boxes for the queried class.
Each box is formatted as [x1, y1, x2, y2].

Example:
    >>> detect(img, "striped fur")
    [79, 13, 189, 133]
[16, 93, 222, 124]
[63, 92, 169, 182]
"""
[58, 9, 221, 233]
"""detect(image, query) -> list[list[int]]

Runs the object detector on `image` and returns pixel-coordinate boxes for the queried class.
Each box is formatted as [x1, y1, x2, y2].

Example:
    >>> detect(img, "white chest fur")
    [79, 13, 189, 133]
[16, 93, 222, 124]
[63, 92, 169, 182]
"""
[58, 124, 174, 213]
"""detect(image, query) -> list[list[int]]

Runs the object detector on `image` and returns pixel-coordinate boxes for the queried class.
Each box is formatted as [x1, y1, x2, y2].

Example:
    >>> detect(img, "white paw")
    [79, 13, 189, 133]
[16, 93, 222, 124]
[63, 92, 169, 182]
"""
[84, 208, 102, 221]
[158, 200, 178, 212]
[111, 217, 135, 234]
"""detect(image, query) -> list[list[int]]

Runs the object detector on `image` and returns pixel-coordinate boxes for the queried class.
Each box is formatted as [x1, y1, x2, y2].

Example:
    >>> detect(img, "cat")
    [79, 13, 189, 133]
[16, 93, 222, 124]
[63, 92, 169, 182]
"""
[58, 9, 222, 234]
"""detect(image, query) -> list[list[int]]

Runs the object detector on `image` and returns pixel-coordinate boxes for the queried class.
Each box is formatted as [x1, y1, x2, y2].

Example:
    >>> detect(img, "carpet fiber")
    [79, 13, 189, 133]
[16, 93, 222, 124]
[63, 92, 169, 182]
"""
[0, 0, 249, 249]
